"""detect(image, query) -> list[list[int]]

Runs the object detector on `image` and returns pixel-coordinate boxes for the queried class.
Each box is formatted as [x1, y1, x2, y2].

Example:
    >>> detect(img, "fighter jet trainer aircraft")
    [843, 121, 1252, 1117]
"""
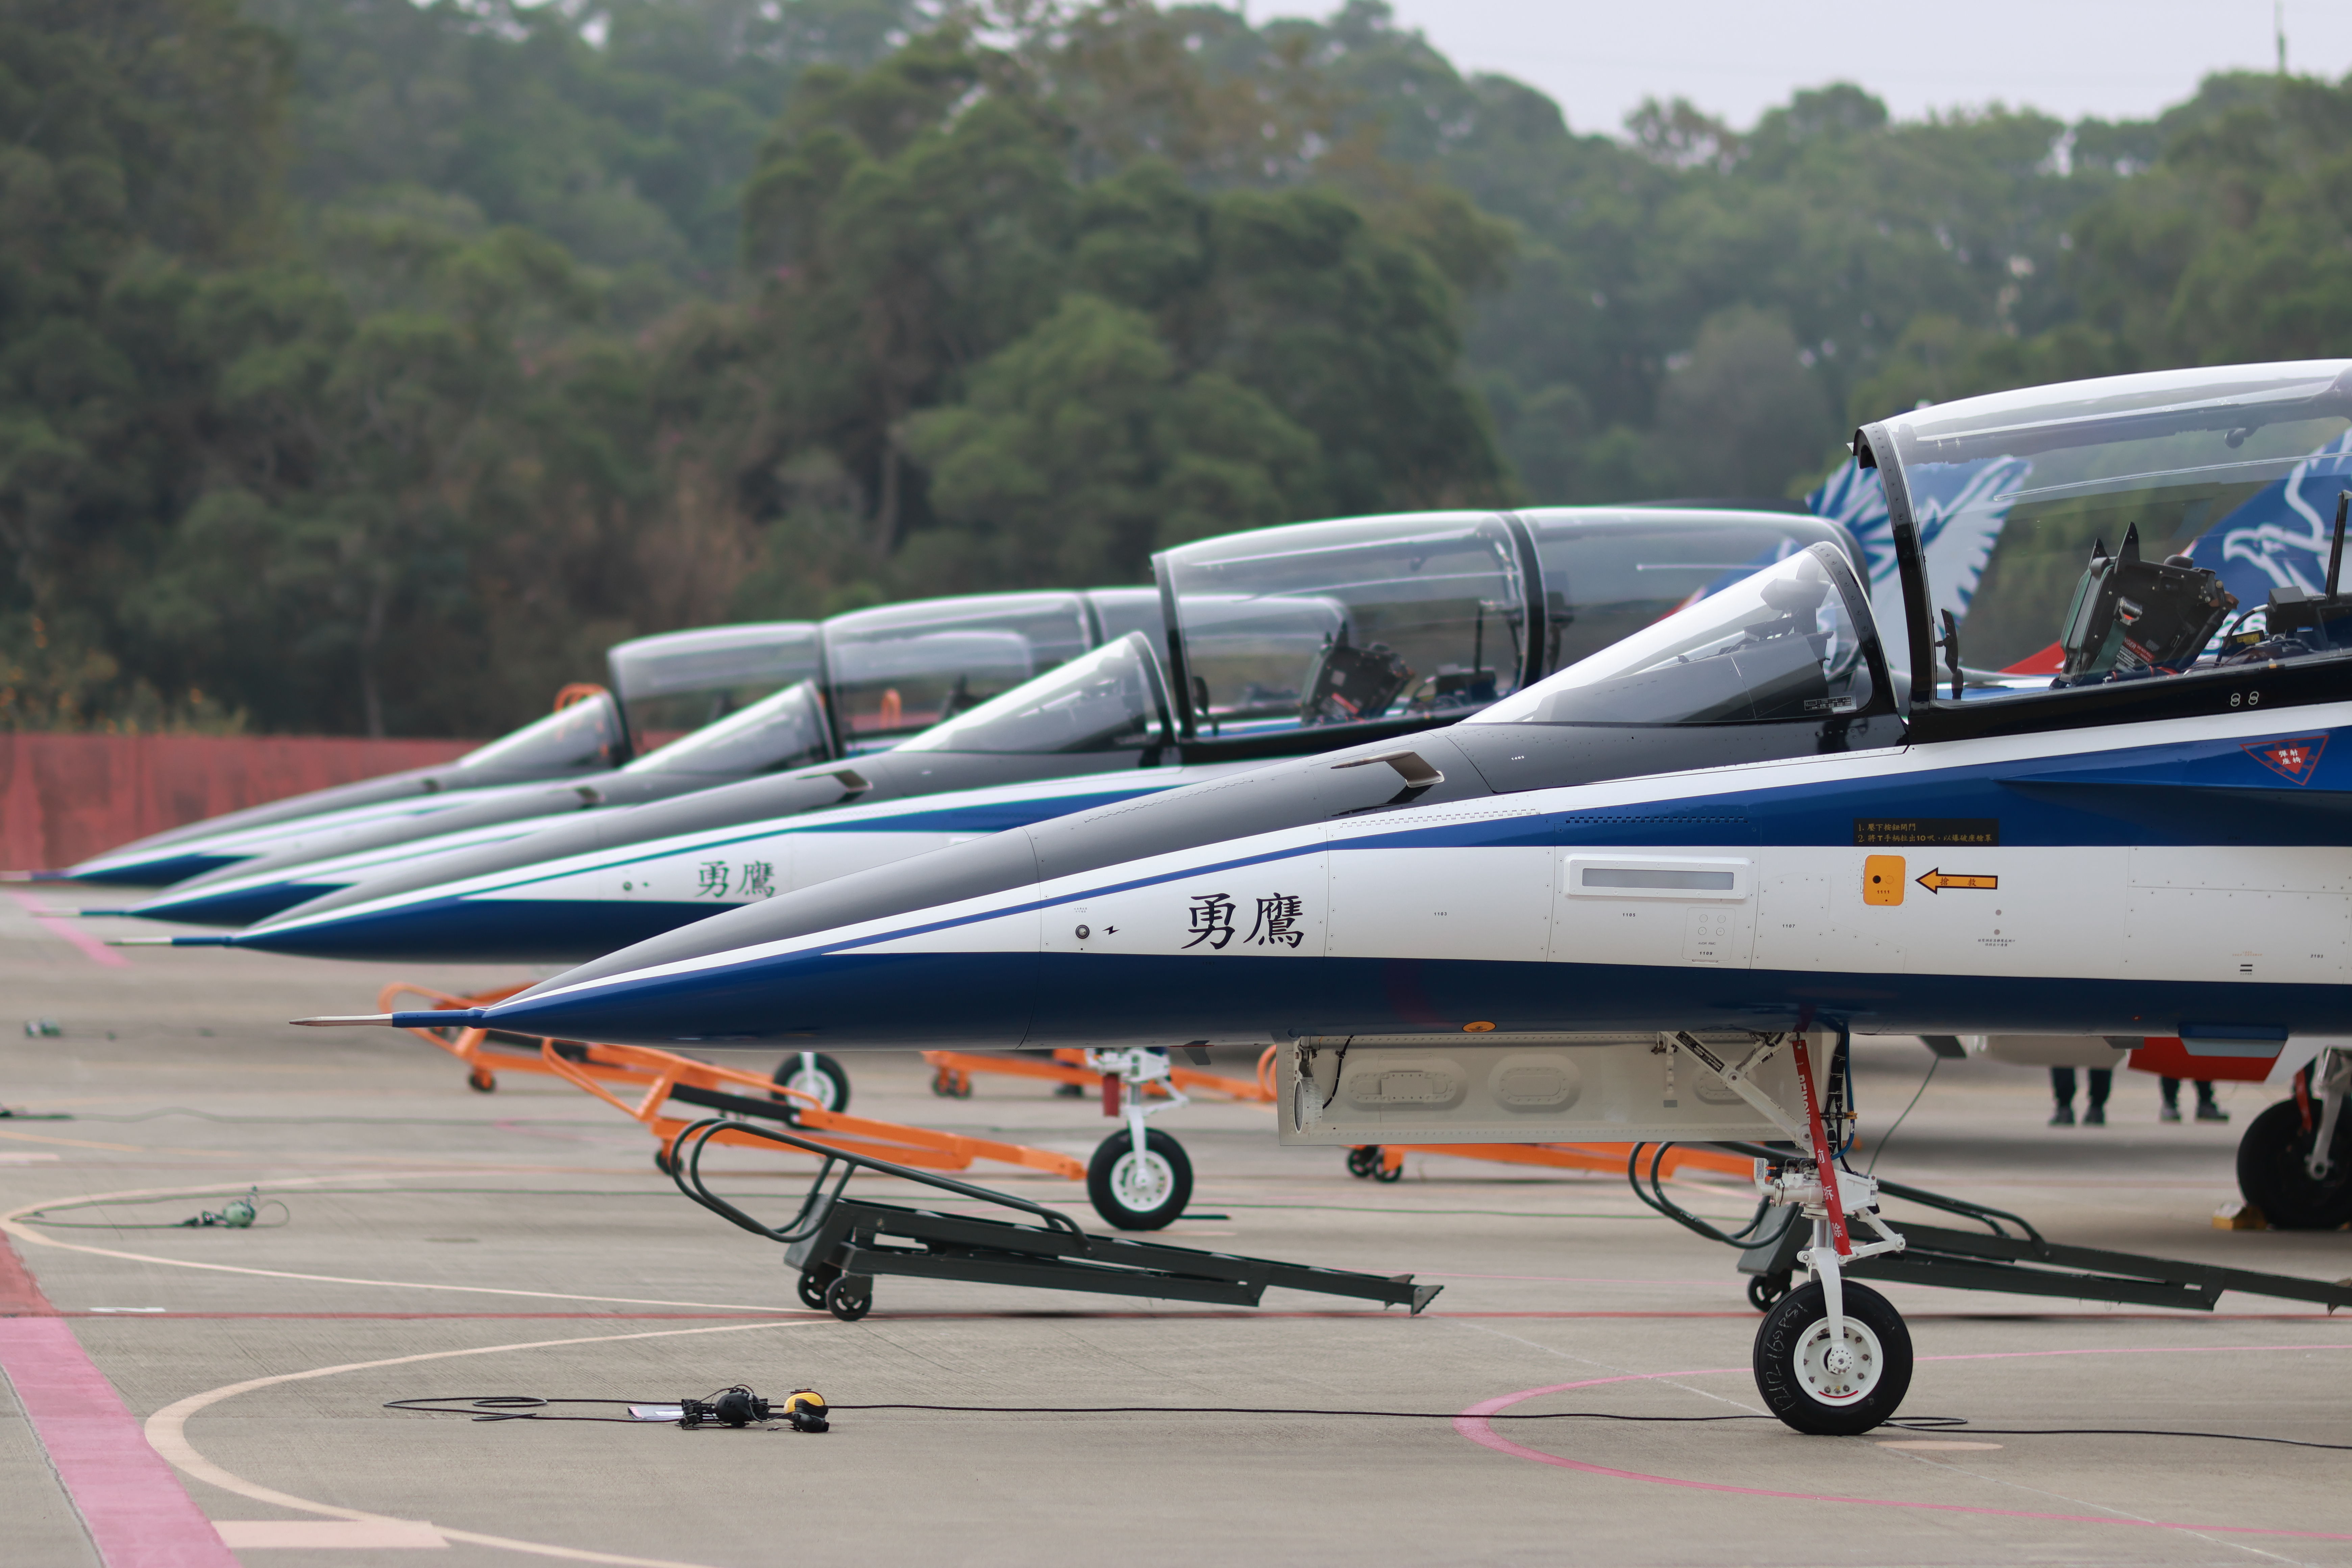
[45, 621, 826, 889]
[84, 590, 1148, 917]
[158, 506, 1847, 952]
[322, 361, 2352, 1436]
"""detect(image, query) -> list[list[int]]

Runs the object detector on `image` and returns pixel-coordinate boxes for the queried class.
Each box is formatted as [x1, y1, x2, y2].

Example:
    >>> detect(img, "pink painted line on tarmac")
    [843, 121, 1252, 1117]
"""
[8, 892, 129, 967]
[0, 1236, 235, 1567]
[1454, 1343, 2352, 1541]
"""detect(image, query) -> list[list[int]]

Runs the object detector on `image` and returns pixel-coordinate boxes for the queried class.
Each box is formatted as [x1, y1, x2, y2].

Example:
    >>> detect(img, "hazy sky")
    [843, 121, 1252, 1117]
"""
[1254, 1, 2352, 135]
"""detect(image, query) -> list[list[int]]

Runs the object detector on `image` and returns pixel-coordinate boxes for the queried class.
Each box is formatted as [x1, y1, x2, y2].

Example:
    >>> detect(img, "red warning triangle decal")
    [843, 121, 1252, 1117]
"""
[2243, 733, 2328, 785]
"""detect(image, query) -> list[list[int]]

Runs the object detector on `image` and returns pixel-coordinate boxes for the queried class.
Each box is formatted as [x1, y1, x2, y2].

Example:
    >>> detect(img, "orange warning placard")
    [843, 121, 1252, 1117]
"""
[1863, 854, 1905, 905]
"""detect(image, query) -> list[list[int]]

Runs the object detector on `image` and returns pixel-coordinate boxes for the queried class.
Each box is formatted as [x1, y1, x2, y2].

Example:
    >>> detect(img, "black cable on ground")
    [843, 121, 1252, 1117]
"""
[381, 1394, 2352, 1449]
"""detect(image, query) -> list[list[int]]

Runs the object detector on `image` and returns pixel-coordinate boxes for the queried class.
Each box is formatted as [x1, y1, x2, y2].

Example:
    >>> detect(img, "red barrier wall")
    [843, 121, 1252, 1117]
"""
[0, 734, 478, 873]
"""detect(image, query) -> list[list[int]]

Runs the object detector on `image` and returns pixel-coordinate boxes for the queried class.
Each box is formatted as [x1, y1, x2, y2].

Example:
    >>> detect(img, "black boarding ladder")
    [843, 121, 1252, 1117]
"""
[666, 1115, 1441, 1321]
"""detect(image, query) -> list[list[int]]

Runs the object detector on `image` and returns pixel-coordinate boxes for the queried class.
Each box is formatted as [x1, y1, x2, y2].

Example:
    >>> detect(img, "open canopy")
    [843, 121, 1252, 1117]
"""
[1860, 360, 2352, 710]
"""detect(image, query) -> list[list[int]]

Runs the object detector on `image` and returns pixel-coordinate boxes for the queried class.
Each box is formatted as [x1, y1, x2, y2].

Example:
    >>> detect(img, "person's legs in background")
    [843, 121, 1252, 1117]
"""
[2160, 1075, 2182, 1122]
[2194, 1078, 2229, 1122]
[2083, 1067, 2111, 1125]
[2050, 1067, 2077, 1126]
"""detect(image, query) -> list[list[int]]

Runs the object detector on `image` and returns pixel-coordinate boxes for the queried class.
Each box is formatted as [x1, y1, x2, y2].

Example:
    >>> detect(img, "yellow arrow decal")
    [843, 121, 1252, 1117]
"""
[1916, 868, 1997, 893]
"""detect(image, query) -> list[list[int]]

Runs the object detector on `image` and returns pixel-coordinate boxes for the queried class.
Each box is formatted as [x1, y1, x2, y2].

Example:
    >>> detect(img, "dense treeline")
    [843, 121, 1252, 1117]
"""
[4, 0, 2348, 736]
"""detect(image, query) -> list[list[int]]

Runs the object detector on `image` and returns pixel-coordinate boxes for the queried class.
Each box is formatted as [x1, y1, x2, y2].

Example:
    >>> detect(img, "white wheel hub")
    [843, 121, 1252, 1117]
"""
[1109, 1149, 1174, 1213]
[1793, 1315, 1883, 1405]
[784, 1069, 838, 1111]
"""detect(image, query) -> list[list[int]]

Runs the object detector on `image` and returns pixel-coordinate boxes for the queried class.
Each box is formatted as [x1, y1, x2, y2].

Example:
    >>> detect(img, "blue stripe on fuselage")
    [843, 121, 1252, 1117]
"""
[476, 947, 2344, 1049]
[639, 726, 2352, 967]
[236, 897, 720, 962]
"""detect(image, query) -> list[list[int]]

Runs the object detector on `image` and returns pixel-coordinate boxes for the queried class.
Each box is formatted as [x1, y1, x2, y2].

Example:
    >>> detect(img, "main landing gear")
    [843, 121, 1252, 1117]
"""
[2235, 1049, 2352, 1229]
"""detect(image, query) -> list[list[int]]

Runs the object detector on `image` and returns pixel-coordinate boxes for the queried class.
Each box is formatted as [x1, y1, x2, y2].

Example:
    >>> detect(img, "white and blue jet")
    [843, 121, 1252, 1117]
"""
[322, 361, 2352, 1436]
[163, 506, 1845, 954]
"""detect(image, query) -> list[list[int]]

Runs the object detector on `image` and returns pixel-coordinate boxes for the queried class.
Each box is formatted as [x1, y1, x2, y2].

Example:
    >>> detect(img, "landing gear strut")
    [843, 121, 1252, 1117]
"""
[1666, 1030, 1914, 1434]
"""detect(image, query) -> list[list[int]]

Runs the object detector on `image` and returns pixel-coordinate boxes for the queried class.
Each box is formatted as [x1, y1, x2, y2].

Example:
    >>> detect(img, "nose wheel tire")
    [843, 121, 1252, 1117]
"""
[1086, 1128, 1193, 1230]
[771, 1053, 850, 1121]
[1753, 1279, 1912, 1435]
[2235, 1098, 2352, 1229]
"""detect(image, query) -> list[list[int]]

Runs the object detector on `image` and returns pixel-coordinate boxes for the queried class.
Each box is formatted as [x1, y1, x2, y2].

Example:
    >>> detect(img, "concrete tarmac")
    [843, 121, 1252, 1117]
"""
[2, 888, 2348, 1566]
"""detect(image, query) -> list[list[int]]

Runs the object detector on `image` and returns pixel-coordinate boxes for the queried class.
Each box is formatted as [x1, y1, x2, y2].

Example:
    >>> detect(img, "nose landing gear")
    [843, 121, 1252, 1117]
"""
[1664, 1030, 1914, 1435]
[1083, 1048, 1195, 1230]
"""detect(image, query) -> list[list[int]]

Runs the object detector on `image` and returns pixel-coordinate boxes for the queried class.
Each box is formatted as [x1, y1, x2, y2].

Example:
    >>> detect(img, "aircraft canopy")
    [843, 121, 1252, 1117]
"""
[606, 623, 821, 738]
[1159, 513, 1528, 737]
[1871, 359, 2352, 697]
[823, 593, 1095, 747]
[620, 679, 835, 776]
[894, 632, 1172, 755]
[450, 688, 628, 773]
[1472, 543, 1878, 727]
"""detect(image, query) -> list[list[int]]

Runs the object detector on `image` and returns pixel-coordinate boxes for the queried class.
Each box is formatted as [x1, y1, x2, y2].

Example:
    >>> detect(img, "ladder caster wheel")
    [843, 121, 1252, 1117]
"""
[930, 1068, 958, 1097]
[466, 1069, 496, 1093]
[1753, 1280, 1912, 1435]
[797, 1267, 836, 1312]
[1345, 1147, 1380, 1179]
[1087, 1128, 1193, 1230]
[824, 1275, 872, 1322]
[772, 1054, 850, 1121]
[2234, 1098, 2352, 1229]
[1746, 1271, 1791, 1313]
[652, 1148, 676, 1177]
[1372, 1156, 1404, 1183]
